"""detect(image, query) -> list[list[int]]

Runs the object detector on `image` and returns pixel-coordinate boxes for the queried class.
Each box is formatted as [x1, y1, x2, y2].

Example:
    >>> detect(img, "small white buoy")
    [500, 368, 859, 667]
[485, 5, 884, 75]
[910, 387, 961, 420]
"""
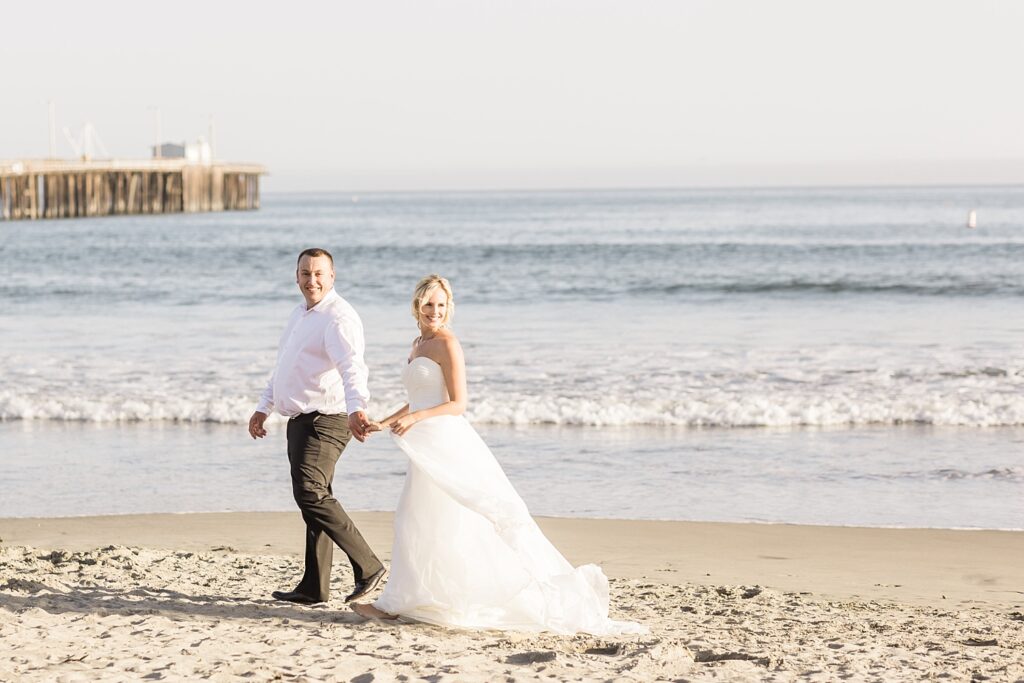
[351, 195, 360, 203]
[967, 209, 977, 229]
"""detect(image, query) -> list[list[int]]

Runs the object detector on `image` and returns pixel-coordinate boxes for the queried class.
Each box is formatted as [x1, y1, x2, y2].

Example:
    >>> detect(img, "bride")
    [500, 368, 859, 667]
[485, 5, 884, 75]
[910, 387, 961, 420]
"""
[350, 275, 643, 635]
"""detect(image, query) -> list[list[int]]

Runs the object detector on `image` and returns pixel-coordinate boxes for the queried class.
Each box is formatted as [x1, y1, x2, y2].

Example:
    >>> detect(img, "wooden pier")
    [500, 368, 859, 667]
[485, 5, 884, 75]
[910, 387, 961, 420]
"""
[0, 158, 266, 221]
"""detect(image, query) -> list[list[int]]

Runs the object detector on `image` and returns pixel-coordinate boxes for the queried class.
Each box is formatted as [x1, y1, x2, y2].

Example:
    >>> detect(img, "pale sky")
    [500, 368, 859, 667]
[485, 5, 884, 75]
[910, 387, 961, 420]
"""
[2, 1, 1022, 191]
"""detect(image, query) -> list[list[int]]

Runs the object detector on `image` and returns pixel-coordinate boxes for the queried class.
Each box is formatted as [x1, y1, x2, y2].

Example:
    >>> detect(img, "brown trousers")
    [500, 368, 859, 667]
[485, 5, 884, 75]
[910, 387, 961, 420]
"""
[286, 411, 382, 601]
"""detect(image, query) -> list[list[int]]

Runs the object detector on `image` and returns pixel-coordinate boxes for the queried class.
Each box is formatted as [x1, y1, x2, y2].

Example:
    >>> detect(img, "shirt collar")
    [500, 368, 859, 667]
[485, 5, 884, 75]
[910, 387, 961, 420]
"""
[306, 287, 340, 313]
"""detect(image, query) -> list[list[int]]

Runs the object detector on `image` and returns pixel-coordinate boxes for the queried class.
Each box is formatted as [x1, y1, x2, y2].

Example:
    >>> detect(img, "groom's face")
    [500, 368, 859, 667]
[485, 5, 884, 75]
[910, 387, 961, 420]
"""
[296, 255, 335, 308]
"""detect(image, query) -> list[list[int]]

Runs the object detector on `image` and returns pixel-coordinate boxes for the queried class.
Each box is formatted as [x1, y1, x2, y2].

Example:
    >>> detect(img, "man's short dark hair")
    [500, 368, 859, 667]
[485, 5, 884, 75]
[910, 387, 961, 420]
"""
[297, 248, 334, 268]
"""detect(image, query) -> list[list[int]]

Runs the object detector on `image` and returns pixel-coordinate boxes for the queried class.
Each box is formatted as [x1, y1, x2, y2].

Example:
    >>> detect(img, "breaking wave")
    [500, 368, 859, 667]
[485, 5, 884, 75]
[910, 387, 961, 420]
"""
[3, 386, 1024, 428]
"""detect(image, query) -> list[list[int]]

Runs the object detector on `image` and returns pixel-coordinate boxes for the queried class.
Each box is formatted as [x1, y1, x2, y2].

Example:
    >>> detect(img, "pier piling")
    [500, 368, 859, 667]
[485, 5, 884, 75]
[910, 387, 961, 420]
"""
[0, 159, 265, 221]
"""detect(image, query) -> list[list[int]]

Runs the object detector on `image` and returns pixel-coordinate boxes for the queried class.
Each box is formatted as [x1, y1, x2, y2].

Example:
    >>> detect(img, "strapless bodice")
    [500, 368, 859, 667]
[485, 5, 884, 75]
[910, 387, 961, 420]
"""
[403, 356, 449, 412]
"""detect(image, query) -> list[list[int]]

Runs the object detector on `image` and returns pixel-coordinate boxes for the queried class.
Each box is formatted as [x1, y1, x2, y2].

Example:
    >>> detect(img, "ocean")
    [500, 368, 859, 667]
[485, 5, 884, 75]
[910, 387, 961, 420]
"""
[1, 187, 1022, 528]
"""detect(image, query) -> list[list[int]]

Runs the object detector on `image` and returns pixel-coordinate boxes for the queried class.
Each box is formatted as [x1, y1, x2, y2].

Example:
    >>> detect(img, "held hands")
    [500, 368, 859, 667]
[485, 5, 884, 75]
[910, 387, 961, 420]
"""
[248, 411, 268, 439]
[363, 414, 419, 437]
[349, 411, 373, 442]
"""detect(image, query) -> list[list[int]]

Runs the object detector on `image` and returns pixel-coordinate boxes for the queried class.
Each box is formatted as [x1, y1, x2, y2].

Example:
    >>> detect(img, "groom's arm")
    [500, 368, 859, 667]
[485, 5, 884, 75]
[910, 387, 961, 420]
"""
[249, 308, 298, 438]
[324, 312, 371, 440]
[255, 371, 275, 416]
[248, 372, 275, 439]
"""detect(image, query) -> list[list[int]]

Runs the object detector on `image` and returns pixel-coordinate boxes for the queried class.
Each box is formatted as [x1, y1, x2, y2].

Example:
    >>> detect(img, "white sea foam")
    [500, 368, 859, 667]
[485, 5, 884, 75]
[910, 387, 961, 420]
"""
[3, 381, 1023, 427]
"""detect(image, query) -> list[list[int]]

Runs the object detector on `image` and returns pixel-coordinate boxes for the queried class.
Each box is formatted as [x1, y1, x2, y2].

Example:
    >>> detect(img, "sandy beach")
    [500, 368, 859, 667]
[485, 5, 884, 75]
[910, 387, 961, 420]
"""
[1, 513, 1022, 681]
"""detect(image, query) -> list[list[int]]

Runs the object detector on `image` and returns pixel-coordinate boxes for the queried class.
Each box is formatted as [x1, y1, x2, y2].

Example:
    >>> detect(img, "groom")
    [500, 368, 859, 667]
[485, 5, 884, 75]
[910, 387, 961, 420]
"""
[248, 247, 386, 605]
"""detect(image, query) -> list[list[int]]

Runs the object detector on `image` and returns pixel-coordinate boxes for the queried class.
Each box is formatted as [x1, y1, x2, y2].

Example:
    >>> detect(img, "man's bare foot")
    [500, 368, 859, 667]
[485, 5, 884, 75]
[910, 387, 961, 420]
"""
[350, 602, 398, 620]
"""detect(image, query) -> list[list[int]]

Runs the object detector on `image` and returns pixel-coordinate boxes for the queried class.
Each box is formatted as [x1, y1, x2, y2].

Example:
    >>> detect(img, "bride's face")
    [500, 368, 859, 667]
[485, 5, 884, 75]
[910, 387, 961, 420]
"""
[418, 288, 448, 332]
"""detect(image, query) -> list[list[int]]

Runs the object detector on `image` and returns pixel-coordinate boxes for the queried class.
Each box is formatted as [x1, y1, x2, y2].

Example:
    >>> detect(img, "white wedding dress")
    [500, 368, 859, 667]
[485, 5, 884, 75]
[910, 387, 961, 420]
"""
[372, 356, 644, 635]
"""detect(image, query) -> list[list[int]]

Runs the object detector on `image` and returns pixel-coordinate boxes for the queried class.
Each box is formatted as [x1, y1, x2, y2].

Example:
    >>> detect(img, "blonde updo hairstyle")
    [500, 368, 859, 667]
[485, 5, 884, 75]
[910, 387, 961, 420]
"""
[411, 274, 454, 327]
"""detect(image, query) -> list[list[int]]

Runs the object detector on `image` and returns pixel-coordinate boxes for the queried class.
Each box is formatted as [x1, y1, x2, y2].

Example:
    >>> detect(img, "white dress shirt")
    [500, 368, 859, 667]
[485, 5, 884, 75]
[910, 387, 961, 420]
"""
[256, 288, 370, 418]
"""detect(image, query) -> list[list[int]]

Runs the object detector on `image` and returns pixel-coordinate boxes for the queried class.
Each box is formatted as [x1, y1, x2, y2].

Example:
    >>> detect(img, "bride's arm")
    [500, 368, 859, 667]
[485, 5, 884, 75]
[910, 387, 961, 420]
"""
[390, 336, 467, 436]
[370, 403, 410, 431]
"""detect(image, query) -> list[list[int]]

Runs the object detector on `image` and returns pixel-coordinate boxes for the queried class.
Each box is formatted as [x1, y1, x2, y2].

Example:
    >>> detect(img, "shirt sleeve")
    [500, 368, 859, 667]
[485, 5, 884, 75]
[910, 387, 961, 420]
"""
[255, 306, 298, 416]
[255, 370, 275, 415]
[324, 311, 370, 414]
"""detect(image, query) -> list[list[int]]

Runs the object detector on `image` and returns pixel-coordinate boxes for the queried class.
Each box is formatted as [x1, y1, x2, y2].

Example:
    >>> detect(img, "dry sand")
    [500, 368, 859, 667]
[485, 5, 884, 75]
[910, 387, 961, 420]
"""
[1, 512, 1022, 681]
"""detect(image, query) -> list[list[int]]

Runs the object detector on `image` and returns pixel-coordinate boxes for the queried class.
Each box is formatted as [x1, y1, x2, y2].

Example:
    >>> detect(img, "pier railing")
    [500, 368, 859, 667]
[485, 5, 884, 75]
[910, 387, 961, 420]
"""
[0, 158, 266, 220]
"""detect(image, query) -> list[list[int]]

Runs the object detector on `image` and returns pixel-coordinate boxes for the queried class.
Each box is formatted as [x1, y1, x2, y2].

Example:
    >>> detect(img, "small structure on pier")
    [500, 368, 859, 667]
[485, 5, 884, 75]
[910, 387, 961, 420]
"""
[0, 156, 266, 221]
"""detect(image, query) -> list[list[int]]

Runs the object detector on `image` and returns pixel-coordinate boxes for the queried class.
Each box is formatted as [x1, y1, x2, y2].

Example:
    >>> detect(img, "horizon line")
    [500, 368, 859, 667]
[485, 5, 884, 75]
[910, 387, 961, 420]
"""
[262, 179, 1024, 196]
